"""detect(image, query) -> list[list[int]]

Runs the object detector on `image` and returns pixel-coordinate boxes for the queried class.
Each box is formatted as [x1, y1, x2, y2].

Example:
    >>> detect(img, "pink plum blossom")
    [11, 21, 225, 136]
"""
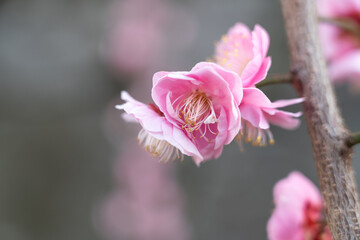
[117, 62, 243, 165]
[318, 0, 360, 87]
[267, 171, 332, 240]
[238, 88, 304, 146]
[215, 23, 304, 146]
[215, 23, 272, 87]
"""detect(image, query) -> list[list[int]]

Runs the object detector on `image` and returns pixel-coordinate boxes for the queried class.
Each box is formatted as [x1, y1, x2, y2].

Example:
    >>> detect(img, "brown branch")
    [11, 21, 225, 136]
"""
[255, 73, 291, 88]
[346, 132, 360, 148]
[280, 1, 360, 239]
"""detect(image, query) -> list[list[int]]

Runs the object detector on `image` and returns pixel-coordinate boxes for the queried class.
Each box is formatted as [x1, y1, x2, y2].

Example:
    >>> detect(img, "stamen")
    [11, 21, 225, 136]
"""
[175, 90, 218, 136]
[235, 120, 275, 148]
[137, 129, 183, 163]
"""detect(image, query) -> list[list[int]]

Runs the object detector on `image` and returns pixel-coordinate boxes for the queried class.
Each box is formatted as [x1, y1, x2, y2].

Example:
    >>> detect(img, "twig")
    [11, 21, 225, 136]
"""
[281, 1, 360, 239]
[346, 132, 360, 147]
[255, 73, 291, 88]
[319, 16, 360, 39]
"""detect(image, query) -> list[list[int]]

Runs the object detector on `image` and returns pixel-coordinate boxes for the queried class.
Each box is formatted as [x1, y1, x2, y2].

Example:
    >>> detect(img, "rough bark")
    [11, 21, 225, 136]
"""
[280, 0, 360, 239]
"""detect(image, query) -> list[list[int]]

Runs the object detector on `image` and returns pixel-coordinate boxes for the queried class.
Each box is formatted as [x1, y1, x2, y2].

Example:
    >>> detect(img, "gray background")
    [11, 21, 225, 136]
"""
[1, 0, 360, 239]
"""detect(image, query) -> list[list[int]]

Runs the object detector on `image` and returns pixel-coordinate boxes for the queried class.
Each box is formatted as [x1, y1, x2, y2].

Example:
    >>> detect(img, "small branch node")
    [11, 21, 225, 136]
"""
[346, 132, 360, 148]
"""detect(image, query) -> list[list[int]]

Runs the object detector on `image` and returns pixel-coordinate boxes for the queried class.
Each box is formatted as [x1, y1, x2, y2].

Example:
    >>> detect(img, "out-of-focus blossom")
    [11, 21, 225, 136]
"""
[327, 50, 360, 90]
[318, 0, 360, 87]
[215, 23, 272, 87]
[117, 62, 243, 165]
[215, 23, 303, 146]
[103, 0, 197, 78]
[97, 141, 189, 240]
[99, 1, 193, 239]
[104, 0, 167, 74]
[267, 171, 332, 240]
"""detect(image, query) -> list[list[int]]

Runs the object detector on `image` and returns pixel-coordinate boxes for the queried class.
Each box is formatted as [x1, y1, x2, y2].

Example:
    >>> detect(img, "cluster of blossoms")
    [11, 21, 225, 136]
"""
[267, 171, 332, 240]
[117, 23, 304, 166]
[318, 0, 360, 89]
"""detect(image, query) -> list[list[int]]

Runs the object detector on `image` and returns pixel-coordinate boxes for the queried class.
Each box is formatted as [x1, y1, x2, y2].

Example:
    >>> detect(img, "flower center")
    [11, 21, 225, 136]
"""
[215, 34, 253, 76]
[137, 129, 183, 163]
[174, 90, 218, 135]
[303, 202, 329, 240]
[334, 14, 360, 47]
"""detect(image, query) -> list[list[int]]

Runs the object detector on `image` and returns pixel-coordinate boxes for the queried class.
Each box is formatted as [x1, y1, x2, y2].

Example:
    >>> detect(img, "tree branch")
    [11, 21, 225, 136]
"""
[255, 73, 291, 88]
[280, 1, 360, 239]
[346, 132, 360, 148]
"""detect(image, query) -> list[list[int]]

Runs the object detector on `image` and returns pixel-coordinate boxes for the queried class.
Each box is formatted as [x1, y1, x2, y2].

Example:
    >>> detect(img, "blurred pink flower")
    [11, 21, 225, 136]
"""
[215, 23, 303, 146]
[104, 0, 197, 78]
[215, 23, 271, 87]
[267, 171, 332, 240]
[318, 0, 360, 87]
[97, 141, 188, 240]
[104, 0, 167, 74]
[118, 62, 243, 165]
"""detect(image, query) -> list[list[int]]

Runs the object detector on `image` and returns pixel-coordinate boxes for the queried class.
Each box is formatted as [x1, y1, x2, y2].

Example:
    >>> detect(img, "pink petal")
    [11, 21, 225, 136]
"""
[242, 56, 272, 87]
[252, 24, 270, 58]
[271, 97, 305, 108]
[191, 62, 243, 104]
[161, 120, 202, 159]
[151, 62, 243, 162]
[242, 88, 272, 107]
[273, 172, 322, 209]
[116, 91, 163, 133]
[214, 23, 255, 77]
[328, 50, 360, 84]
[267, 171, 323, 240]
[264, 110, 302, 130]
[117, 91, 203, 160]
[240, 104, 270, 129]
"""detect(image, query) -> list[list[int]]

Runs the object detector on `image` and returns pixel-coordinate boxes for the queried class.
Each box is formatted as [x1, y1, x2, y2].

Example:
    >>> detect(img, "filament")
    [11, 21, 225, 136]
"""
[236, 120, 275, 148]
[137, 129, 183, 163]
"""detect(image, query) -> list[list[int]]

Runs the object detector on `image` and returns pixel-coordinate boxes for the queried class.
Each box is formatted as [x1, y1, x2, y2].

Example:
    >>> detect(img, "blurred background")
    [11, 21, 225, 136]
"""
[0, 0, 360, 239]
